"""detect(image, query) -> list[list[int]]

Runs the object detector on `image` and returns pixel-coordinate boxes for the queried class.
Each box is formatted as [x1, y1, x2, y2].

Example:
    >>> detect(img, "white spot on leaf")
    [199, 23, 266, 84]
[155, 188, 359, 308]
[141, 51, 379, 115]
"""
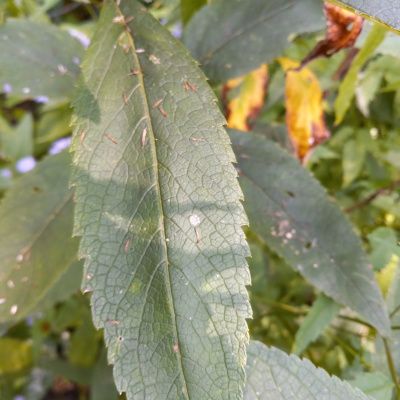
[189, 214, 201, 227]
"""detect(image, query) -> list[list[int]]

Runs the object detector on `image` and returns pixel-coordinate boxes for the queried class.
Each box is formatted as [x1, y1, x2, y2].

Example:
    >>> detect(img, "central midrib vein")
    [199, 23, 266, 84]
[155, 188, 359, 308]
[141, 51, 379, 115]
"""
[116, 4, 190, 398]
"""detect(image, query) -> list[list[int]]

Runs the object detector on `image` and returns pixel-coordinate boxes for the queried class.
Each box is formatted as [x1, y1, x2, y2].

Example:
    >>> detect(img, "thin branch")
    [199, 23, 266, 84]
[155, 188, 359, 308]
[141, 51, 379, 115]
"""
[383, 338, 400, 399]
[391, 305, 400, 319]
[345, 180, 400, 213]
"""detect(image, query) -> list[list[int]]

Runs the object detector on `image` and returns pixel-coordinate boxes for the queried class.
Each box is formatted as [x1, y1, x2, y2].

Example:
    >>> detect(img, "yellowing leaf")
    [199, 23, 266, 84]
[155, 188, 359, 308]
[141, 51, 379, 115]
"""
[279, 58, 330, 160]
[376, 255, 399, 297]
[0, 338, 32, 374]
[225, 64, 268, 131]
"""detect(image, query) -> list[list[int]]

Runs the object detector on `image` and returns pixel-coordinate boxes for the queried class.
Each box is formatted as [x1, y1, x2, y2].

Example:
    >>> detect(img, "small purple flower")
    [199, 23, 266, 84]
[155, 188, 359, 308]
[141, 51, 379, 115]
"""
[171, 23, 183, 39]
[3, 83, 12, 94]
[49, 137, 72, 155]
[0, 169, 12, 179]
[16, 156, 36, 173]
[35, 96, 49, 104]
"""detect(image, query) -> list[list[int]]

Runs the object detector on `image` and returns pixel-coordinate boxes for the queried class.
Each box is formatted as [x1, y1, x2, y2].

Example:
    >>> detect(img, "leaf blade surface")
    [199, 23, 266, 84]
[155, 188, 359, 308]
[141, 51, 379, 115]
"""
[72, 2, 251, 399]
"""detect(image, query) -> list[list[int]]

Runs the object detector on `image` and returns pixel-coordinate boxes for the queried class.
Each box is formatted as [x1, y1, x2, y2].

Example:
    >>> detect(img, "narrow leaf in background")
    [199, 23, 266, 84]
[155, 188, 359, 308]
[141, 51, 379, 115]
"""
[0, 20, 84, 102]
[71, 1, 251, 399]
[279, 58, 330, 160]
[184, 0, 325, 82]
[334, 24, 386, 125]
[293, 293, 341, 355]
[224, 64, 268, 131]
[181, 0, 207, 25]
[0, 152, 80, 324]
[244, 341, 371, 400]
[230, 130, 390, 336]
[368, 228, 400, 271]
[342, 134, 366, 187]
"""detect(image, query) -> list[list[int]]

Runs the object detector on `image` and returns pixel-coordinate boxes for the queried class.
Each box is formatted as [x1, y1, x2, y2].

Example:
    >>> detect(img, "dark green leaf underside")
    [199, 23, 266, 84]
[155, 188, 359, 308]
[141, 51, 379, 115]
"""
[230, 130, 390, 336]
[184, 0, 324, 82]
[0, 152, 79, 324]
[244, 341, 371, 399]
[71, 1, 250, 399]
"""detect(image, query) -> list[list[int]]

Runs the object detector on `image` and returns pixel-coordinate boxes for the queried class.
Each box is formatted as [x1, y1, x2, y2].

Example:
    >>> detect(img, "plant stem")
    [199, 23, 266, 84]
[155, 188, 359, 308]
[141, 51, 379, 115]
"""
[391, 305, 400, 319]
[383, 338, 400, 399]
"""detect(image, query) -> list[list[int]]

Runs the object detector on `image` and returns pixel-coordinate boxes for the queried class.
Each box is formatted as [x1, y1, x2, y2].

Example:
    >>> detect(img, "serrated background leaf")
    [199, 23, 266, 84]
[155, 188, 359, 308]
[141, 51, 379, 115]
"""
[229, 130, 390, 336]
[348, 372, 394, 400]
[294, 294, 341, 355]
[0, 152, 80, 324]
[244, 341, 371, 399]
[0, 20, 83, 102]
[184, 0, 324, 82]
[71, 1, 251, 399]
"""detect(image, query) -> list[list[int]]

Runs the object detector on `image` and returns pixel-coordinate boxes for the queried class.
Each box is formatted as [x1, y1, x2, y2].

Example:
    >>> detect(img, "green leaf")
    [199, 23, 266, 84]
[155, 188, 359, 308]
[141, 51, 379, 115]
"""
[0, 20, 84, 102]
[348, 372, 394, 400]
[368, 228, 400, 271]
[33, 260, 82, 312]
[0, 152, 80, 324]
[71, 2, 251, 399]
[342, 136, 366, 187]
[68, 306, 101, 367]
[293, 294, 341, 355]
[244, 341, 371, 399]
[230, 130, 390, 336]
[184, 0, 324, 82]
[35, 105, 73, 146]
[333, 0, 400, 31]
[91, 348, 119, 400]
[181, 0, 206, 25]
[0, 114, 33, 162]
[334, 24, 386, 125]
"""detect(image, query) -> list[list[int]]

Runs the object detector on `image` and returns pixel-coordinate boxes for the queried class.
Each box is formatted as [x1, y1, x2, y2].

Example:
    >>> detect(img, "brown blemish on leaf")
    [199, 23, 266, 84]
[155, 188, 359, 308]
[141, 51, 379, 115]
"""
[183, 80, 197, 92]
[128, 68, 141, 76]
[105, 133, 118, 144]
[141, 128, 148, 147]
